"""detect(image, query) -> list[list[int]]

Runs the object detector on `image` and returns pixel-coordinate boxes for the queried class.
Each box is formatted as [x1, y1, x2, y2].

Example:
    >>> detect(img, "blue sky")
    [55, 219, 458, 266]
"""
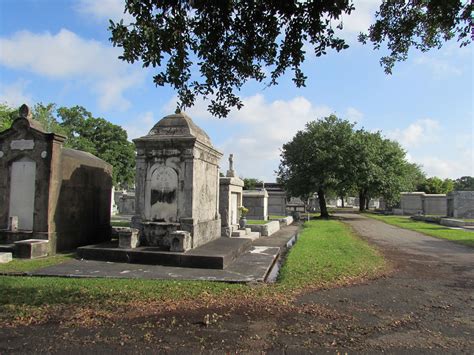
[1, 0, 472, 182]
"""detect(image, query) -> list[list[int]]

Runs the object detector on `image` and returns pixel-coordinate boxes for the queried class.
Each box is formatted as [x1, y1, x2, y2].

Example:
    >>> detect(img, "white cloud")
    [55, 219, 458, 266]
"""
[0, 29, 145, 111]
[165, 94, 333, 181]
[340, 0, 381, 34]
[123, 111, 155, 140]
[346, 107, 363, 123]
[414, 156, 474, 179]
[0, 79, 32, 107]
[75, 0, 134, 24]
[388, 119, 440, 148]
[413, 56, 462, 77]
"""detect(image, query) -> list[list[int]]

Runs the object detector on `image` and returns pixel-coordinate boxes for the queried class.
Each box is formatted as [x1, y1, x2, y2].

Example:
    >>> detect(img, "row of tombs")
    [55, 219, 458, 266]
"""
[0, 104, 290, 264]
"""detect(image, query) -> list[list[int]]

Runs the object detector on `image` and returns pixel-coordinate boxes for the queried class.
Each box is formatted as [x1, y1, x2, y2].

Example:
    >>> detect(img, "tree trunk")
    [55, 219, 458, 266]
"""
[340, 195, 345, 208]
[365, 197, 370, 210]
[318, 189, 329, 218]
[359, 190, 366, 212]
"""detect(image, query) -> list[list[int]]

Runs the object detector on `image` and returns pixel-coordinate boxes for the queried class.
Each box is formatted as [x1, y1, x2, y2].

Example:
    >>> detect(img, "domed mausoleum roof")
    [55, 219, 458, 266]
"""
[144, 112, 212, 147]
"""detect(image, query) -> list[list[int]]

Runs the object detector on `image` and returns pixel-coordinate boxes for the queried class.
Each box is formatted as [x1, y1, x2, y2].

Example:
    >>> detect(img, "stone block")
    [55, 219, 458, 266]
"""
[247, 221, 280, 237]
[0, 252, 13, 263]
[118, 228, 139, 249]
[8, 216, 18, 232]
[14, 239, 49, 259]
[169, 230, 192, 252]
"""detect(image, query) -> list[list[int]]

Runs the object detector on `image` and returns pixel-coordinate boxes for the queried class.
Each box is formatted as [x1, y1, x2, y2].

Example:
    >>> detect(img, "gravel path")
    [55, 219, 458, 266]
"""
[296, 213, 474, 352]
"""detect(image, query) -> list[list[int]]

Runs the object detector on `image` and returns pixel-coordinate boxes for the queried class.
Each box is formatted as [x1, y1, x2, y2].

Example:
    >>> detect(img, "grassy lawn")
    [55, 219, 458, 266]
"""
[111, 220, 131, 227]
[0, 219, 386, 325]
[246, 219, 268, 225]
[365, 213, 474, 248]
[269, 215, 287, 219]
[0, 253, 75, 273]
[278, 219, 386, 289]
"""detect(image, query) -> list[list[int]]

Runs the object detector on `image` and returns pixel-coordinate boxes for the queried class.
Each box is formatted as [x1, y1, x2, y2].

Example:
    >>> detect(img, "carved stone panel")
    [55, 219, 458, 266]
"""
[147, 165, 178, 222]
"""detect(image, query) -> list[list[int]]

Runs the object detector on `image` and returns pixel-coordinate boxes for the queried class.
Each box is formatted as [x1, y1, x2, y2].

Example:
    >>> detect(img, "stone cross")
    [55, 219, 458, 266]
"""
[226, 154, 236, 177]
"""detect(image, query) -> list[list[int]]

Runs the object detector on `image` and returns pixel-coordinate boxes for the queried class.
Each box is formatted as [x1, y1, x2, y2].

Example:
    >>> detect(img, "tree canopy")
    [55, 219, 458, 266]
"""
[277, 115, 422, 217]
[416, 177, 454, 194]
[110, 0, 472, 117]
[0, 103, 135, 188]
[453, 176, 474, 191]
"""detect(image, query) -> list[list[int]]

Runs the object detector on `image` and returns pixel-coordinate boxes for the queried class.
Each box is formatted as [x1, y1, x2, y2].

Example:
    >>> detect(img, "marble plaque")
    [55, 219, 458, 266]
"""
[11, 139, 35, 151]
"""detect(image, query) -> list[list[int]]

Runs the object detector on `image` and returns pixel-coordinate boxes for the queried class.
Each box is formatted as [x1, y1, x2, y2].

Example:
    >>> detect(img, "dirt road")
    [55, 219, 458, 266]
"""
[1, 214, 473, 353]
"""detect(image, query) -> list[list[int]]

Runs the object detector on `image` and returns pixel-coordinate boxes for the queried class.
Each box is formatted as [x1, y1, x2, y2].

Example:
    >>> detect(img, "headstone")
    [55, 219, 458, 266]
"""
[133, 113, 222, 251]
[226, 154, 236, 177]
[243, 189, 269, 220]
[220, 156, 244, 237]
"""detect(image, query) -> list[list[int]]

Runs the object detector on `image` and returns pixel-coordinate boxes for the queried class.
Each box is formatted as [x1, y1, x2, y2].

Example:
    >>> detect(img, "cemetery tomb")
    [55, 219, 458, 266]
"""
[0, 104, 112, 257]
[132, 112, 223, 251]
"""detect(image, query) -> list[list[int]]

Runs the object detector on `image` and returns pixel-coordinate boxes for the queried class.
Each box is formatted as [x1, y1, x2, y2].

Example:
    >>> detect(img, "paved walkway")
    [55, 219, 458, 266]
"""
[31, 224, 299, 282]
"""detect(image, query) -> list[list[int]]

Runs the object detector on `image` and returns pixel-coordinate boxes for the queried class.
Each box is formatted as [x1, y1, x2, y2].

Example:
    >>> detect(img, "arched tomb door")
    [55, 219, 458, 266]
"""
[146, 165, 178, 222]
[9, 157, 36, 230]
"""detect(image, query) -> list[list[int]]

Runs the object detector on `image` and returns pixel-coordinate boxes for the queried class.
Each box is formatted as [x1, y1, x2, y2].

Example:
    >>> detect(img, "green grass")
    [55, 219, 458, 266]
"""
[269, 215, 287, 219]
[365, 213, 474, 248]
[0, 253, 75, 273]
[0, 219, 387, 322]
[278, 219, 386, 289]
[246, 219, 268, 224]
[111, 220, 131, 227]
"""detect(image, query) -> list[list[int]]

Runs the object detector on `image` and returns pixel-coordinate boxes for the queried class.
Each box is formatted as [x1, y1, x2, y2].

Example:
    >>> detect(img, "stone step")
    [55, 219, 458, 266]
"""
[241, 231, 260, 241]
[0, 252, 13, 264]
[0, 244, 15, 253]
[14, 239, 49, 259]
[231, 230, 247, 238]
[245, 228, 251, 234]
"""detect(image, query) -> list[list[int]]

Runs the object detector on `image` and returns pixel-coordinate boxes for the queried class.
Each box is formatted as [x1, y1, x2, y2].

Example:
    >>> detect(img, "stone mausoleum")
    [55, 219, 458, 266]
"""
[132, 112, 222, 252]
[0, 105, 112, 257]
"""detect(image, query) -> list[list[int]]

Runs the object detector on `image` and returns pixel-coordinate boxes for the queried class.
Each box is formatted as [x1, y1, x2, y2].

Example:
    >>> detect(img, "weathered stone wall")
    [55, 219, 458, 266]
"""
[267, 191, 286, 216]
[447, 191, 474, 219]
[53, 148, 112, 251]
[243, 189, 268, 220]
[423, 194, 447, 216]
[400, 192, 424, 215]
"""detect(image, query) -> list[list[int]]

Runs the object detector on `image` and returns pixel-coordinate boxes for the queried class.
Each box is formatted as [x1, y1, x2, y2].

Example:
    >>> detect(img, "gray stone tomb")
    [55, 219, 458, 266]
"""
[0, 104, 112, 257]
[132, 112, 223, 252]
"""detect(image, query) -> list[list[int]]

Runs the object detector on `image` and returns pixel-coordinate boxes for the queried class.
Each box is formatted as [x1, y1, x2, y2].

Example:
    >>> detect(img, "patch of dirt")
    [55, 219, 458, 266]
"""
[1, 214, 473, 353]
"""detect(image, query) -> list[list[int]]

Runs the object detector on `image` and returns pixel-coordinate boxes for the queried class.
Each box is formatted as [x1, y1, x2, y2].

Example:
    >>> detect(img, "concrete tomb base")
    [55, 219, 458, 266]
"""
[77, 237, 252, 269]
[14, 239, 49, 259]
[0, 252, 13, 263]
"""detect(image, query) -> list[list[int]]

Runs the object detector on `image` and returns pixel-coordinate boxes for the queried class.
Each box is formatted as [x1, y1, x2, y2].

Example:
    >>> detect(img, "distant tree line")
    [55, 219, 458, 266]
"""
[0, 103, 135, 188]
[277, 114, 472, 218]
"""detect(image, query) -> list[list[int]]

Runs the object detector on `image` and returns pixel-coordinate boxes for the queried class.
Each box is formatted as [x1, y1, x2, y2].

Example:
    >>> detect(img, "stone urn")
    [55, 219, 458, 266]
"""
[239, 217, 247, 229]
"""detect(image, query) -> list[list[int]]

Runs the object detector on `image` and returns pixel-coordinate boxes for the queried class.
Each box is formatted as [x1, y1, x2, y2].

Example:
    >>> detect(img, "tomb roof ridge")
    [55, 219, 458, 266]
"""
[144, 112, 213, 146]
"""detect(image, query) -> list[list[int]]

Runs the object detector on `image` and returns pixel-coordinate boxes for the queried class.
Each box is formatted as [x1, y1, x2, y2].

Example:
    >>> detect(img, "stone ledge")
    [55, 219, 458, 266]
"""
[0, 252, 12, 263]
[247, 221, 280, 237]
[77, 237, 252, 269]
[14, 239, 49, 259]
